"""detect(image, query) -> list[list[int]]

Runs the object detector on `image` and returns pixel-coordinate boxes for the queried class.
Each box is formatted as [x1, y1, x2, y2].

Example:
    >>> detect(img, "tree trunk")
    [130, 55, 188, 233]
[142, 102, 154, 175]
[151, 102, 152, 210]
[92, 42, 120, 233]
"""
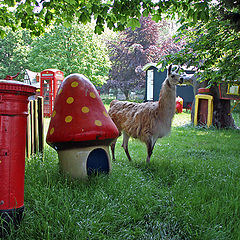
[123, 90, 130, 100]
[191, 78, 236, 128]
[212, 99, 235, 128]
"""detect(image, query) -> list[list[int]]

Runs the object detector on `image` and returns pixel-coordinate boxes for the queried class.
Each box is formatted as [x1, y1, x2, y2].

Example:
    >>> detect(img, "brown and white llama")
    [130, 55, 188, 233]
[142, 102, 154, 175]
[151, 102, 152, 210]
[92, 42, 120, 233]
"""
[108, 65, 184, 163]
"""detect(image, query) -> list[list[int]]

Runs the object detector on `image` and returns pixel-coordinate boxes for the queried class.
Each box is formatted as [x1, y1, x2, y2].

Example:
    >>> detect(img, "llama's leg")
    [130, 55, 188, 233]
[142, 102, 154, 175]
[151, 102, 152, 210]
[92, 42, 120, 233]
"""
[110, 139, 117, 161]
[122, 132, 132, 161]
[146, 139, 156, 163]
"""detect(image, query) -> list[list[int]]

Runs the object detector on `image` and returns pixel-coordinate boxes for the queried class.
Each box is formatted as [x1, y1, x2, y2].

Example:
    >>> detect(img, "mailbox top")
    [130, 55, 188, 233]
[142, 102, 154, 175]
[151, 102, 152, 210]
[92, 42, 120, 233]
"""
[0, 80, 36, 96]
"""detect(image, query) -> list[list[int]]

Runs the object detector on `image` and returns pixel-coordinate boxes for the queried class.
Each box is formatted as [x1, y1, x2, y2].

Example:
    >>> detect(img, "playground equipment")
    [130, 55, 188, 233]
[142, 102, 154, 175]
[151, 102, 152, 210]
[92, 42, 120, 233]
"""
[0, 80, 36, 237]
[46, 74, 119, 179]
[194, 90, 213, 128]
[176, 96, 183, 113]
[194, 81, 240, 128]
[40, 69, 64, 117]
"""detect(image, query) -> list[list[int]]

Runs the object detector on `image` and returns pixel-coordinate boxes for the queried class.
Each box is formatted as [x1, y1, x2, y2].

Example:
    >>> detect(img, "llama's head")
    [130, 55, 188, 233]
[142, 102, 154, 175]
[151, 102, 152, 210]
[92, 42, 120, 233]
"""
[167, 64, 184, 86]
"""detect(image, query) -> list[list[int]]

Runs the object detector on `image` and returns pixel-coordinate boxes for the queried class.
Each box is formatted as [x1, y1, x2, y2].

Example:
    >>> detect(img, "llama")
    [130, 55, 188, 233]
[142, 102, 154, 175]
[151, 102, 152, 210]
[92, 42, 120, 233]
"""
[108, 65, 184, 163]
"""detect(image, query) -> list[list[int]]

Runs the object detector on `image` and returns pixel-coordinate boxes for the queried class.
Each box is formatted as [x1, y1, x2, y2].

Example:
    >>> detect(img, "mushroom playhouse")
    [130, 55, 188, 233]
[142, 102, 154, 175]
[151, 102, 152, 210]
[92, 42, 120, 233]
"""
[46, 74, 119, 179]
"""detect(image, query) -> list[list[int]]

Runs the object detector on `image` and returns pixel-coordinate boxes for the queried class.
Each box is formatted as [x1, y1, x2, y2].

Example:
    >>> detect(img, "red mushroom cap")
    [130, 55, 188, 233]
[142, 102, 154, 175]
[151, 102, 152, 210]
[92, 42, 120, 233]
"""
[46, 74, 119, 150]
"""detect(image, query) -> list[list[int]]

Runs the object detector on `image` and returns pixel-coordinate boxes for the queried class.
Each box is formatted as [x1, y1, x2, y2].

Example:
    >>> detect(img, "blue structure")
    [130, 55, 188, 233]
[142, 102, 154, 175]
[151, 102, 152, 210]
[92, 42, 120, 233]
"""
[143, 63, 195, 108]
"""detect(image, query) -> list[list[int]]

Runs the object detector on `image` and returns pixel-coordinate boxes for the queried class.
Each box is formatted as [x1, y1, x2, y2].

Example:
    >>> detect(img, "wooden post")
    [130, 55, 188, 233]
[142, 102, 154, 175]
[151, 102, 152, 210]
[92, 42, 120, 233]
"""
[26, 103, 31, 158]
[38, 97, 44, 153]
[33, 99, 38, 153]
[26, 97, 45, 158]
[29, 100, 35, 154]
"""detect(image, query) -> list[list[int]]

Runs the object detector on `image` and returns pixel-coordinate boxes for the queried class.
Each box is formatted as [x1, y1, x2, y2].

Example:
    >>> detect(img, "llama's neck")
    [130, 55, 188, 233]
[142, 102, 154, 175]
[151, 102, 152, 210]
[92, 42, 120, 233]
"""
[158, 79, 176, 120]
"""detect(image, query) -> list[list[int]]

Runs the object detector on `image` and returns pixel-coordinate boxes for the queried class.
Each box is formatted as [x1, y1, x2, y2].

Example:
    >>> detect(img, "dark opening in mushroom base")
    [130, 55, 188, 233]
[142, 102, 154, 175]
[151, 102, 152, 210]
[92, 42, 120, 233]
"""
[86, 148, 110, 176]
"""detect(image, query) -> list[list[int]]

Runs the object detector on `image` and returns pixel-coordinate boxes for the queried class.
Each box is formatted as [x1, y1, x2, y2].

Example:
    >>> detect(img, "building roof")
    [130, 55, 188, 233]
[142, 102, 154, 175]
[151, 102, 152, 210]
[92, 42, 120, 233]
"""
[24, 69, 40, 88]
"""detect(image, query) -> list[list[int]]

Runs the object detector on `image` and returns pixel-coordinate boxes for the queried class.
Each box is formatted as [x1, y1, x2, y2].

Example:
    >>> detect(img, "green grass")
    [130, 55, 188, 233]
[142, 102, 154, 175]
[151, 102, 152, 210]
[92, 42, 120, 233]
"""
[4, 111, 240, 239]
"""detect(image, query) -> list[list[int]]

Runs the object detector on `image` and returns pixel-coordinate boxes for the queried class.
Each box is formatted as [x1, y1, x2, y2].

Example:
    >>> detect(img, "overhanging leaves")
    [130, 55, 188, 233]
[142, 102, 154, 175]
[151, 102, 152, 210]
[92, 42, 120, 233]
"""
[1, 0, 211, 36]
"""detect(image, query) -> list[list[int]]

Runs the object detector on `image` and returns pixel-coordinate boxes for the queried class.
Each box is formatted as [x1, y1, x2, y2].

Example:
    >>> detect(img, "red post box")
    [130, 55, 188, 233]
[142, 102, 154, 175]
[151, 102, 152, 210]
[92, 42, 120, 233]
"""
[0, 80, 36, 236]
[40, 69, 64, 117]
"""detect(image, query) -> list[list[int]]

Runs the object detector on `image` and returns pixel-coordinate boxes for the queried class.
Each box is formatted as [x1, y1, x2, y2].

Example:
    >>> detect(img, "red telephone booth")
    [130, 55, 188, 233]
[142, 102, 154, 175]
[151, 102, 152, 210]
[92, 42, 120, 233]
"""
[40, 69, 64, 117]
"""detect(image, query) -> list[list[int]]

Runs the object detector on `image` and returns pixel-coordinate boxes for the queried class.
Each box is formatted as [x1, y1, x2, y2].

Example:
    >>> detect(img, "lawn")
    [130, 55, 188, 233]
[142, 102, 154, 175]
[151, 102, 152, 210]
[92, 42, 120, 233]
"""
[3, 109, 240, 239]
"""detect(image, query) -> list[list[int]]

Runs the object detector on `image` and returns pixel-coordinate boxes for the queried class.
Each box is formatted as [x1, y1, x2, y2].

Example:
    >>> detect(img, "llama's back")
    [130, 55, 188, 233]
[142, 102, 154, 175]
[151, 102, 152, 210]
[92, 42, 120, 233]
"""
[109, 100, 139, 132]
[108, 100, 159, 141]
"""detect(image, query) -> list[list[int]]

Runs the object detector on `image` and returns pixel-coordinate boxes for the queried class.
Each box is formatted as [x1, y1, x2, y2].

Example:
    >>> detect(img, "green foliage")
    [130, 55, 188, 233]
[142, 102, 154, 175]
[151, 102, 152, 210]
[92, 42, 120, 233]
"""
[0, 29, 32, 79]
[1, 0, 211, 37]
[1, 0, 239, 85]
[160, 3, 240, 85]
[126, 18, 141, 30]
[28, 23, 111, 86]
[101, 97, 115, 106]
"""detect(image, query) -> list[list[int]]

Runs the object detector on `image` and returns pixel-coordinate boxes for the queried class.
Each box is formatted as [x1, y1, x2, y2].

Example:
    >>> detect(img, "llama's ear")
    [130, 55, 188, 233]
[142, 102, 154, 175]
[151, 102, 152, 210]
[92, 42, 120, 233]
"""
[168, 64, 172, 75]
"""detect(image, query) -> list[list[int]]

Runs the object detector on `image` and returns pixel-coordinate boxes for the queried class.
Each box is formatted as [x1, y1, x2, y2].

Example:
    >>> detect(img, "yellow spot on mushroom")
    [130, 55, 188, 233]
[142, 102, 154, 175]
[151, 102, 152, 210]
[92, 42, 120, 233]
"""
[71, 81, 79, 87]
[52, 110, 56, 118]
[103, 111, 108, 117]
[66, 97, 74, 104]
[82, 106, 89, 113]
[50, 127, 55, 135]
[65, 115, 72, 123]
[95, 120, 102, 126]
[90, 92, 96, 98]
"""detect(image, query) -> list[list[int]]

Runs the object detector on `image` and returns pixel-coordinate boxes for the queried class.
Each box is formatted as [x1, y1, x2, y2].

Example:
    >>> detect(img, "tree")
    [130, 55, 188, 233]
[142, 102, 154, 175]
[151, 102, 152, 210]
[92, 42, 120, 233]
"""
[107, 16, 162, 99]
[0, 28, 32, 79]
[4, 0, 234, 85]
[3, 1, 237, 85]
[28, 22, 111, 86]
[161, 2, 240, 85]
[107, 16, 184, 99]
[160, 1, 240, 128]
[0, 0, 211, 37]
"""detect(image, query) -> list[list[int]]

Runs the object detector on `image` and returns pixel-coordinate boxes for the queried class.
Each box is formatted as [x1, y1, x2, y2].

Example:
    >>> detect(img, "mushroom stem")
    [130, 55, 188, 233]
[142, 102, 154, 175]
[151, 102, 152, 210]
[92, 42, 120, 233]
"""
[58, 145, 112, 179]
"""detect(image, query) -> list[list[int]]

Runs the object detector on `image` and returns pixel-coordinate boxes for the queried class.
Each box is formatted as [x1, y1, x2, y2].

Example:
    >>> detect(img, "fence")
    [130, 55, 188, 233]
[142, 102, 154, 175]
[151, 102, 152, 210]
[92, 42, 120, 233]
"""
[26, 96, 44, 158]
